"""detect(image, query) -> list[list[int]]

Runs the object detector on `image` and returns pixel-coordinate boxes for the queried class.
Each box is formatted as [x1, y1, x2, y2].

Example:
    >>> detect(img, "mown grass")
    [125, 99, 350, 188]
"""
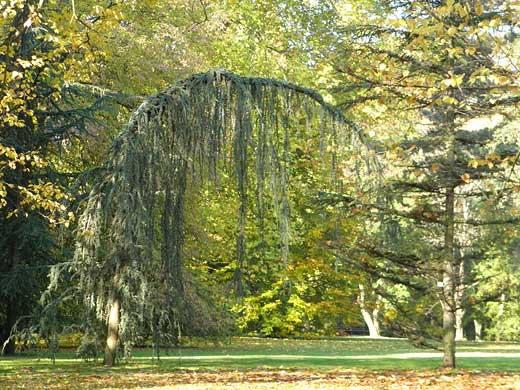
[2, 337, 520, 389]
[1, 336, 519, 373]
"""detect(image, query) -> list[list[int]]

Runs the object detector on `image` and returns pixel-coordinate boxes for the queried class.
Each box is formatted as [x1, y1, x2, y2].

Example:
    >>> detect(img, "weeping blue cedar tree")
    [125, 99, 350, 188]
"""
[64, 69, 371, 366]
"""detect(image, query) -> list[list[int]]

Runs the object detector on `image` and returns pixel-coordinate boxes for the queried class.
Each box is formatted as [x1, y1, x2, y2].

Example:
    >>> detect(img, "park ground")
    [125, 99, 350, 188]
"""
[1, 337, 520, 389]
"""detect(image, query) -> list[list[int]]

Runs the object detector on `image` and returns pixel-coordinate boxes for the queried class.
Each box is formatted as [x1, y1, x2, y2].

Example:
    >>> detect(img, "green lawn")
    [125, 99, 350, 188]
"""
[1, 337, 520, 389]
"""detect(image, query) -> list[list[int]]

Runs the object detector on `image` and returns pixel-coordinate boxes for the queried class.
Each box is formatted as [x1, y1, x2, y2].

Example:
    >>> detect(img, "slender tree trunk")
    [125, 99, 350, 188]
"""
[474, 319, 482, 341]
[454, 198, 469, 342]
[496, 293, 506, 342]
[442, 185, 456, 368]
[104, 294, 121, 366]
[441, 109, 457, 368]
[359, 284, 381, 338]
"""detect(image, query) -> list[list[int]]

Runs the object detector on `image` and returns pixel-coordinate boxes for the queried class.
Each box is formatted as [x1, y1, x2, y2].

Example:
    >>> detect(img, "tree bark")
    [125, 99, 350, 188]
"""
[104, 294, 121, 366]
[442, 296, 456, 368]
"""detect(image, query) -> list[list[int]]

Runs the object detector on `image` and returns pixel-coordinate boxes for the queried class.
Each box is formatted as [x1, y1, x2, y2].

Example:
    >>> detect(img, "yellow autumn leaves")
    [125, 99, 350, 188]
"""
[0, 144, 74, 225]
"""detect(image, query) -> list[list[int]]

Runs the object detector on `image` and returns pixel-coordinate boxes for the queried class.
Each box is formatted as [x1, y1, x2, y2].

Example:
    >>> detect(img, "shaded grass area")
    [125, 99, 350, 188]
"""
[1, 337, 520, 389]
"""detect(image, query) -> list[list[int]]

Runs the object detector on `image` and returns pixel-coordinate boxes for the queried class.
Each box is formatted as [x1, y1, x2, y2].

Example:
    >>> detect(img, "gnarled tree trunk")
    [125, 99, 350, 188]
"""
[104, 293, 121, 366]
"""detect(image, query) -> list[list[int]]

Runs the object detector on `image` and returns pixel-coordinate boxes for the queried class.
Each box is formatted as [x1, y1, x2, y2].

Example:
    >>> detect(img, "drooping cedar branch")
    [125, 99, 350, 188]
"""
[72, 69, 369, 352]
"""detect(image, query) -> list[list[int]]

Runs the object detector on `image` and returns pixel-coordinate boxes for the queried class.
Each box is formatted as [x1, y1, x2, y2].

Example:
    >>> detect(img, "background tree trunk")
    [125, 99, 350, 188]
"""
[496, 293, 506, 342]
[454, 256, 466, 342]
[474, 319, 483, 341]
[1, 232, 20, 356]
[0, 300, 16, 355]
[359, 284, 381, 338]
[455, 307, 465, 342]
